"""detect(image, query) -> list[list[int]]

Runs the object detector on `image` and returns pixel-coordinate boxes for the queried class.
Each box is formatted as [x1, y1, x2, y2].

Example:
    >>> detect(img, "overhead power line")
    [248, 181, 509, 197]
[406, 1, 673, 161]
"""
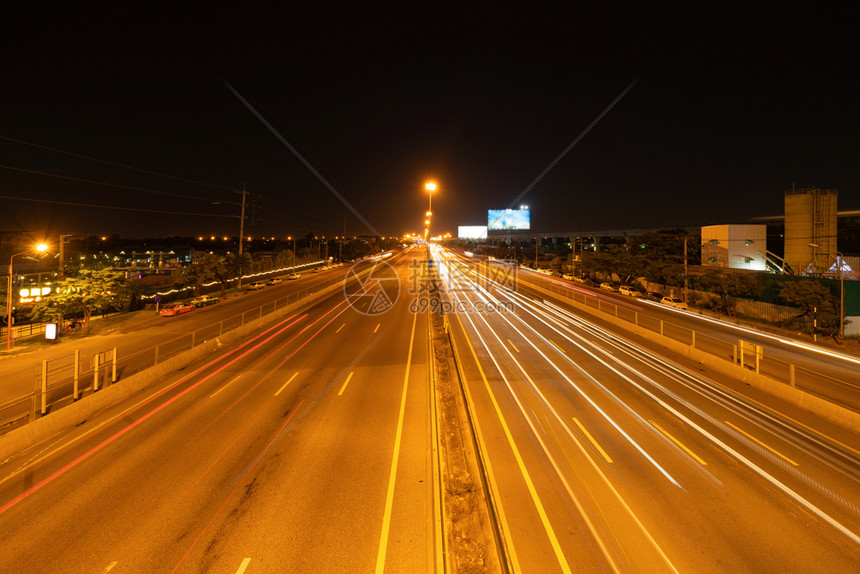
[0, 134, 238, 191]
[0, 164, 240, 204]
[0, 119, 243, 189]
[0, 193, 236, 218]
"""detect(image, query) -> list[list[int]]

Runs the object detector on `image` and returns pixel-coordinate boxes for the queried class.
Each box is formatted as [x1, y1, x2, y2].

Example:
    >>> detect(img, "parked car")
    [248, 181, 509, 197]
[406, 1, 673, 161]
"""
[660, 296, 688, 310]
[267, 278, 283, 285]
[286, 273, 301, 280]
[191, 295, 219, 308]
[249, 282, 266, 290]
[599, 282, 616, 292]
[645, 291, 663, 301]
[562, 273, 575, 280]
[160, 302, 195, 317]
[618, 286, 637, 296]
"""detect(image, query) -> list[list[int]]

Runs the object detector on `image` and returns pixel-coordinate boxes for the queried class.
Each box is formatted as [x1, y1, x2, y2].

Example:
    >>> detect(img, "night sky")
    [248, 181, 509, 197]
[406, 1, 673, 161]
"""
[2, 5, 857, 239]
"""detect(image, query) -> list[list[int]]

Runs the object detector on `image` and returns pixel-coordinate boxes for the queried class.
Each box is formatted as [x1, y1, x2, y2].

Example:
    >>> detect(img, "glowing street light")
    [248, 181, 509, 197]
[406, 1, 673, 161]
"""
[7, 242, 48, 350]
[424, 181, 437, 239]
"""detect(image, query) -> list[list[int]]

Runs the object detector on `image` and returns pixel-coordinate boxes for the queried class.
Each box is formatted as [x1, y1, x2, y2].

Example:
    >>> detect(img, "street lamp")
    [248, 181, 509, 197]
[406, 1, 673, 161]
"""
[7, 242, 48, 350]
[424, 181, 436, 239]
[288, 236, 296, 267]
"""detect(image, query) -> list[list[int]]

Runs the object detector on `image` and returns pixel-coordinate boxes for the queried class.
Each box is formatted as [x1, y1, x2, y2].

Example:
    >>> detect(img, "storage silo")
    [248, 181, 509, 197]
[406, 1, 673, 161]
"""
[784, 187, 838, 275]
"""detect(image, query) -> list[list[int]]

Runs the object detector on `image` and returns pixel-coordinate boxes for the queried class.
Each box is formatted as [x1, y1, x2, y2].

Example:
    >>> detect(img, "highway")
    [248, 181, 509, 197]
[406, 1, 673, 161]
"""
[0, 245, 857, 572]
[0, 247, 436, 573]
[505, 263, 860, 413]
[0, 263, 354, 428]
[434, 245, 860, 572]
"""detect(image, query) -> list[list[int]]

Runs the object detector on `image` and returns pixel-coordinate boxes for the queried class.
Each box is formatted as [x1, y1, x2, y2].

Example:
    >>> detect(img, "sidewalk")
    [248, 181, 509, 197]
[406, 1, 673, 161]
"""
[0, 309, 158, 363]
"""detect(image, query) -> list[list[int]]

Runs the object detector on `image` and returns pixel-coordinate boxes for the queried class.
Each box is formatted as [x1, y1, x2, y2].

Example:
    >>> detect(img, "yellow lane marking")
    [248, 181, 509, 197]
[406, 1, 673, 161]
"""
[338, 371, 355, 396]
[724, 421, 799, 466]
[507, 339, 520, 353]
[573, 417, 613, 463]
[275, 372, 299, 396]
[374, 323, 381, 333]
[649, 420, 707, 466]
[375, 309, 419, 573]
[455, 314, 571, 574]
[549, 339, 565, 353]
[101, 562, 118, 574]
[235, 558, 252, 574]
[209, 374, 242, 398]
[336, 323, 346, 333]
[705, 378, 860, 458]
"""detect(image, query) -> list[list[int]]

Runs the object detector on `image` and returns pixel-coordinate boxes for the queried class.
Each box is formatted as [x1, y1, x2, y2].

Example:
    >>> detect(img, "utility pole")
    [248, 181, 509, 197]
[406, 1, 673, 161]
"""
[535, 237, 539, 269]
[237, 185, 247, 288]
[339, 217, 345, 261]
[58, 234, 86, 279]
[683, 235, 689, 304]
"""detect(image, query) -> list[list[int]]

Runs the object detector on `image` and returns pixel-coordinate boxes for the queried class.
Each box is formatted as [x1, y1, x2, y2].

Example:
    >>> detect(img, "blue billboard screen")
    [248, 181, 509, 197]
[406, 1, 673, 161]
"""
[488, 209, 530, 230]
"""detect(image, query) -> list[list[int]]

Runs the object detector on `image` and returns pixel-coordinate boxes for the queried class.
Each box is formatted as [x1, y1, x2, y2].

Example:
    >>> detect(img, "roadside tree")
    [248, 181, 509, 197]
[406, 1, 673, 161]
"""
[30, 269, 127, 335]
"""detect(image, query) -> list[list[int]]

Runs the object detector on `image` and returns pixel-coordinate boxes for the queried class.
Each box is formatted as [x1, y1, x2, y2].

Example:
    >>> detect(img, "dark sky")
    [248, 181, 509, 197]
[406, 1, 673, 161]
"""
[2, 4, 857, 239]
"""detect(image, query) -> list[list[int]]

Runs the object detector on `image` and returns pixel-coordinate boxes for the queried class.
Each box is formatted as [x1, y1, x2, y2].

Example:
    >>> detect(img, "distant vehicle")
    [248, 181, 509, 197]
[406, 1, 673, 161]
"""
[249, 282, 266, 290]
[551, 271, 562, 278]
[644, 291, 663, 301]
[661, 296, 688, 309]
[160, 302, 194, 317]
[537, 268, 553, 275]
[313, 267, 325, 273]
[286, 273, 301, 280]
[599, 282, 616, 292]
[583, 278, 599, 287]
[191, 295, 219, 308]
[562, 273, 575, 280]
[618, 286, 636, 296]
[267, 278, 282, 285]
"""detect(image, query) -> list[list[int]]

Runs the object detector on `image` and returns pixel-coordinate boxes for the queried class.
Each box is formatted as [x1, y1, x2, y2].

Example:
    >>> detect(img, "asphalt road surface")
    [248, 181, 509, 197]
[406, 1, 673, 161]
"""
[434, 245, 859, 572]
[0, 245, 857, 573]
[0, 247, 436, 573]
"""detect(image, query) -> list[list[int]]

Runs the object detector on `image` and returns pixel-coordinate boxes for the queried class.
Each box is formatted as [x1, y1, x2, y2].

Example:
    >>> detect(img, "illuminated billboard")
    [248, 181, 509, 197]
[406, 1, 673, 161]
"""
[458, 226, 488, 240]
[488, 209, 530, 230]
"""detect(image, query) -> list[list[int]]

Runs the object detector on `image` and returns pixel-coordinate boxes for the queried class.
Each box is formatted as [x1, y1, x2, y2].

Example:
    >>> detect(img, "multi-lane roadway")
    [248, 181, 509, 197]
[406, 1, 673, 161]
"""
[0, 245, 857, 572]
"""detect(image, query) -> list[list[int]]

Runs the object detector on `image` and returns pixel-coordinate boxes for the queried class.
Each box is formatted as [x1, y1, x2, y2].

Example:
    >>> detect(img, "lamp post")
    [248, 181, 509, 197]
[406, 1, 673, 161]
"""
[288, 236, 296, 268]
[830, 251, 845, 339]
[424, 181, 436, 240]
[7, 243, 48, 350]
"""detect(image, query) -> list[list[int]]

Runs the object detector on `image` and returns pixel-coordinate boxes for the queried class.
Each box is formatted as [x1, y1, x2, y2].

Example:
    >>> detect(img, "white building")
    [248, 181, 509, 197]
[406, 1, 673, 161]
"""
[701, 224, 767, 271]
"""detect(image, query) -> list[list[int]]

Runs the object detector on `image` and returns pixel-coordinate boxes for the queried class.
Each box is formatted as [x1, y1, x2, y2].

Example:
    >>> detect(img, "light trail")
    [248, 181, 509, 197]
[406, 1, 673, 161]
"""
[442, 253, 678, 572]
[449, 252, 860, 546]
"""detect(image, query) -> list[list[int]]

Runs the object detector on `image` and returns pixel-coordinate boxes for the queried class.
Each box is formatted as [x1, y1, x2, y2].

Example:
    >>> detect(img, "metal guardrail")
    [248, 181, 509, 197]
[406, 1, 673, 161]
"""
[515, 272, 860, 413]
[0, 275, 347, 434]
